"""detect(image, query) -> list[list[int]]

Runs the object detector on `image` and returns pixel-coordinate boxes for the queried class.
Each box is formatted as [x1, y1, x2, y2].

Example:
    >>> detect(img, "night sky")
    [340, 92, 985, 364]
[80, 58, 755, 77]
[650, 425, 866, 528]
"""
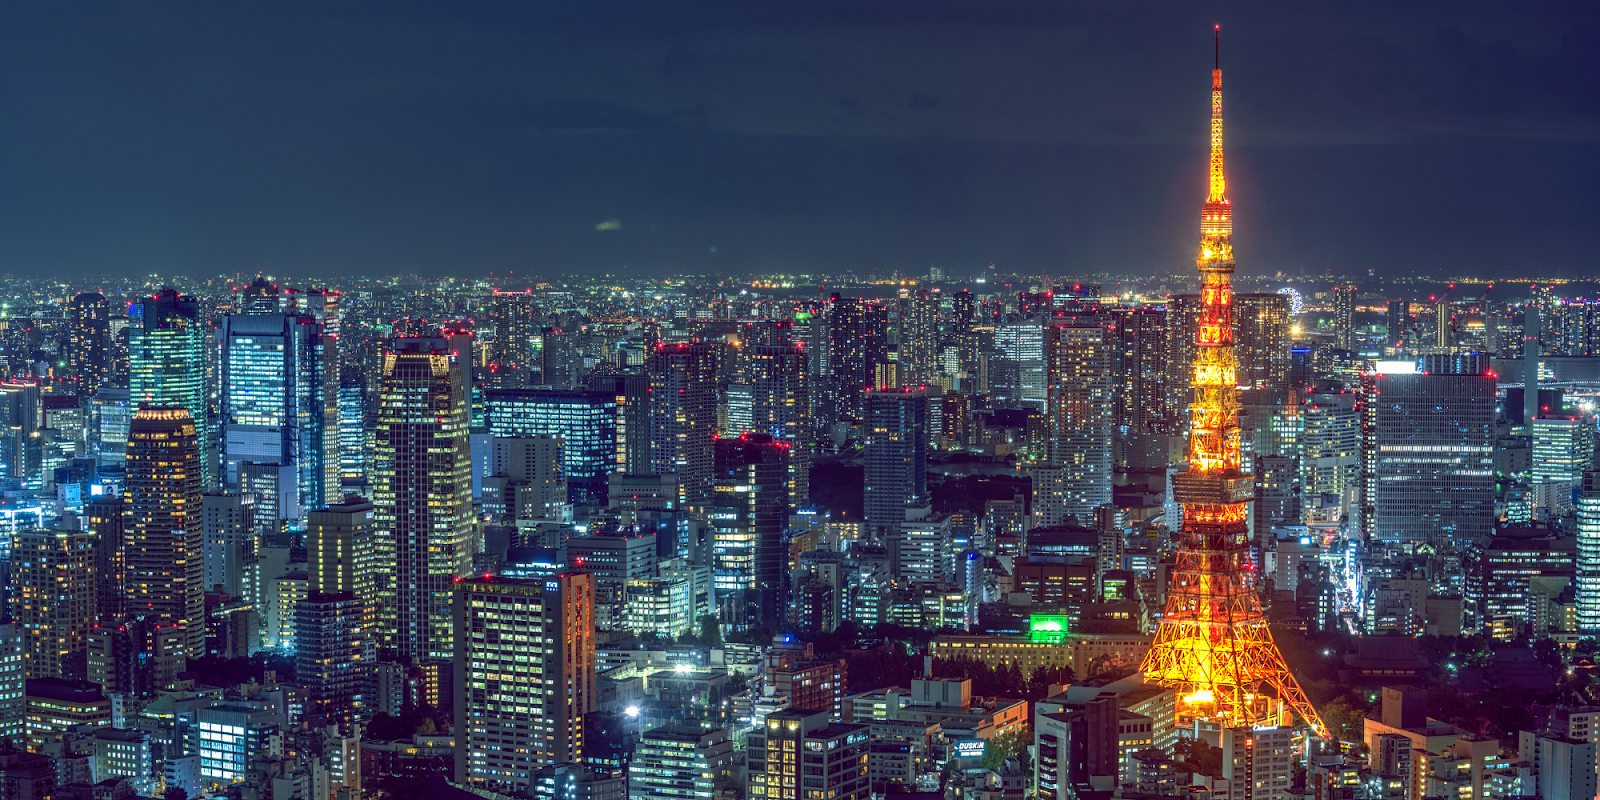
[0, 1, 1596, 281]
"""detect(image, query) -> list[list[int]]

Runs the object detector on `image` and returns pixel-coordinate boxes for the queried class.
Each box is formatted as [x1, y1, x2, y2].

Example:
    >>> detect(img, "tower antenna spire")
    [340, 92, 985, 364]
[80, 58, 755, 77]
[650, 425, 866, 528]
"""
[1215, 23, 1219, 70]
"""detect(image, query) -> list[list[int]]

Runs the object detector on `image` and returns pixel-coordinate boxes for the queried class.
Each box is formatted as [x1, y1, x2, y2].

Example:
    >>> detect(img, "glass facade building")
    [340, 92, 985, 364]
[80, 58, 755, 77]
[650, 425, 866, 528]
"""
[484, 389, 618, 506]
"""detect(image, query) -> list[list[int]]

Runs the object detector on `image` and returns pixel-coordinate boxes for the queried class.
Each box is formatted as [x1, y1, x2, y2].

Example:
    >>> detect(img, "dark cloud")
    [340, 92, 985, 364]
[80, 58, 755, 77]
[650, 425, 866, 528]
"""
[0, 0, 1594, 279]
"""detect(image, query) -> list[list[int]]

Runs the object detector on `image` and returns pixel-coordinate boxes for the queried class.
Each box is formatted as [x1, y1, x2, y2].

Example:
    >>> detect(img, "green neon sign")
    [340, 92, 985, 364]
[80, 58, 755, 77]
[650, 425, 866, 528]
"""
[1029, 614, 1070, 644]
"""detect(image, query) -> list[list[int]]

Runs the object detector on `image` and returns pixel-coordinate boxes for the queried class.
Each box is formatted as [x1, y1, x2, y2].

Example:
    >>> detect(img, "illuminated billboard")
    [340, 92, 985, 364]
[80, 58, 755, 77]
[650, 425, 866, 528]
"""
[1029, 614, 1070, 644]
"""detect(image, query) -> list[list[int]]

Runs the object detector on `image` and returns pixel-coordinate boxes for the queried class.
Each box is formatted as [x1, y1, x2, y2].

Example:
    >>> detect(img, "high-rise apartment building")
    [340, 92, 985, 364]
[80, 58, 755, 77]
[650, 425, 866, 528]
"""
[85, 497, 125, 623]
[68, 292, 111, 397]
[484, 388, 619, 506]
[1235, 293, 1292, 390]
[373, 339, 472, 661]
[738, 344, 810, 507]
[1111, 305, 1169, 438]
[711, 434, 790, 624]
[453, 574, 595, 792]
[128, 290, 212, 488]
[10, 528, 96, 680]
[124, 407, 205, 656]
[1034, 324, 1113, 527]
[1332, 285, 1357, 351]
[650, 343, 719, 504]
[488, 292, 538, 388]
[219, 313, 339, 516]
[862, 388, 928, 539]
[296, 592, 372, 735]
[896, 289, 941, 386]
[827, 295, 888, 422]
[202, 493, 255, 597]
[1577, 472, 1600, 634]
[1300, 386, 1360, 521]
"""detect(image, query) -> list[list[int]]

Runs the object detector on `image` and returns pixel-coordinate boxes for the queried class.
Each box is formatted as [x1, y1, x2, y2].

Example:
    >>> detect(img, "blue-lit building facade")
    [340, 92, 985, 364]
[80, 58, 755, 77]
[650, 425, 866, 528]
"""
[483, 389, 618, 506]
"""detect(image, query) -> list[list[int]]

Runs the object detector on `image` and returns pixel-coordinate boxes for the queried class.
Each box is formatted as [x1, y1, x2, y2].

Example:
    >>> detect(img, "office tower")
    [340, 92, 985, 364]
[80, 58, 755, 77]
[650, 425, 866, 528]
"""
[373, 339, 472, 661]
[239, 461, 299, 536]
[711, 433, 790, 624]
[1387, 300, 1408, 349]
[219, 313, 339, 515]
[488, 292, 538, 387]
[88, 388, 133, 467]
[1235, 293, 1291, 389]
[296, 591, 372, 734]
[649, 343, 719, 504]
[338, 367, 368, 484]
[995, 319, 1046, 407]
[10, 528, 96, 680]
[588, 373, 651, 476]
[749, 709, 870, 800]
[483, 435, 566, 521]
[484, 388, 619, 506]
[741, 344, 810, 506]
[1580, 473, 1600, 634]
[85, 498, 124, 623]
[624, 562, 714, 637]
[1139, 38, 1327, 737]
[826, 295, 889, 421]
[862, 388, 928, 539]
[1362, 368, 1495, 546]
[307, 497, 377, 612]
[68, 293, 110, 397]
[124, 407, 205, 656]
[1532, 416, 1595, 516]
[1332, 285, 1356, 351]
[897, 289, 941, 385]
[202, 493, 254, 596]
[1300, 386, 1360, 521]
[0, 382, 42, 488]
[454, 574, 595, 791]
[629, 725, 732, 800]
[1034, 324, 1113, 528]
[128, 290, 212, 488]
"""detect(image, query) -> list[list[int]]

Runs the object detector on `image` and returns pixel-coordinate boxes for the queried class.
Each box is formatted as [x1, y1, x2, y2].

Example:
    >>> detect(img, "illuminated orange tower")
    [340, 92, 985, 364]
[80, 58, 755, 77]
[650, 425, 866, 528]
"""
[1138, 27, 1329, 739]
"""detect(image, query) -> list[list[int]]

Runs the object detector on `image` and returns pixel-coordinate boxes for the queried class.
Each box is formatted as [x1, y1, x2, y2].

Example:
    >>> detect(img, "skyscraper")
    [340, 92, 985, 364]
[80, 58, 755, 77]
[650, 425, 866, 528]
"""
[587, 373, 651, 476]
[1362, 368, 1495, 545]
[484, 388, 619, 506]
[711, 433, 791, 624]
[68, 292, 110, 397]
[488, 292, 537, 388]
[1332, 284, 1357, 351]
[296, 591, 372, 735]
[1577, 472, 1600, 634]
[826, 295, 888, 422]
[129, 290, 212, 488]
[124, 407, 205, 656]
[862, 387, 928, 540]
[1139, 33, 1326, 738]
[219, 313, 339, 516]
[896, 289, 941, 386]
[454, 574, 595, 791]
[1235, 293, 1291, 390]
[373, 339, 472, 661]
[740, 344, 810, 507]
[10, 528, 96, 680]
[1034, 323, 1113, 527]
[649, 343, 719, 504]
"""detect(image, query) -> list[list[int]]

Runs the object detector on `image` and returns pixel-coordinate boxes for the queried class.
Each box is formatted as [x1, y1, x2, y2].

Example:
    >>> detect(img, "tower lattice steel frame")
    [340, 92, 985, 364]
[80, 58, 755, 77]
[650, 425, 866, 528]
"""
[1138, 27, 1330, 740]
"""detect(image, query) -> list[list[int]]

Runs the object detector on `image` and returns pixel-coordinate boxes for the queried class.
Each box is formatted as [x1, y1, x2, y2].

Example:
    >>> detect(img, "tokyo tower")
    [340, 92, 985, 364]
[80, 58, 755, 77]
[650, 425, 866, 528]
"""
[1137, 27, 1329, 740]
